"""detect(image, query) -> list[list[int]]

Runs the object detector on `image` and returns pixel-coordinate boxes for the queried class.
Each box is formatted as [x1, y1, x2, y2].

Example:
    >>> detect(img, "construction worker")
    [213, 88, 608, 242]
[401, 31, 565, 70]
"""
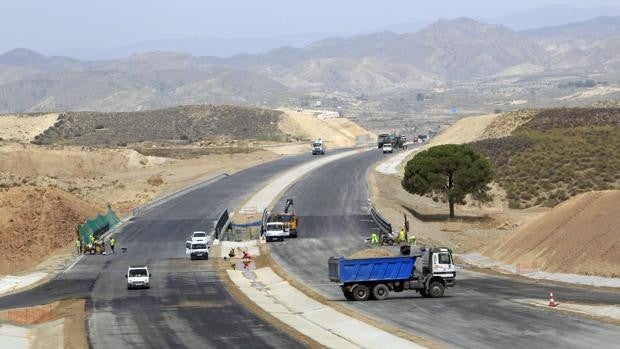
[399, 229, 406, 243]
[89, 233, 95, 245]
[370, 232, 379, 245]
[75, 238, 81, 255]
[109, 237, 116, 254]
[409, 233, 417, 246]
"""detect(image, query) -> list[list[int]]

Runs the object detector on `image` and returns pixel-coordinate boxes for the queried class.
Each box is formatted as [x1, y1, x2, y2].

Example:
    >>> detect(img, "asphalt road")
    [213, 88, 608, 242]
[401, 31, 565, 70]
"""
[269, 149, 620, 349]
[0, 153, 322, 348]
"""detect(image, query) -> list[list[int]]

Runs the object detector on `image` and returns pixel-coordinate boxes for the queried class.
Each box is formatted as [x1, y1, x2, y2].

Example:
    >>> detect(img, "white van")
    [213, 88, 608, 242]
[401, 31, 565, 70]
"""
[125, 265, 151, 289]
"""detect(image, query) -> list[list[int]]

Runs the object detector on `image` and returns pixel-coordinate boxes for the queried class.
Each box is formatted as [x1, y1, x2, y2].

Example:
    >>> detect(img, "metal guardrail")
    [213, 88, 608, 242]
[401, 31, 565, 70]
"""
[368, 199, 392, 234]
[214, 209, 230, 239]
[260, 208, 268, 237]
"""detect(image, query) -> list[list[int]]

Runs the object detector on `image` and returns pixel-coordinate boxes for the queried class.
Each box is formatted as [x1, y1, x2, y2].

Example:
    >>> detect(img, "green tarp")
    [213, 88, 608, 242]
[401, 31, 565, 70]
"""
[78, 207, 120, 244]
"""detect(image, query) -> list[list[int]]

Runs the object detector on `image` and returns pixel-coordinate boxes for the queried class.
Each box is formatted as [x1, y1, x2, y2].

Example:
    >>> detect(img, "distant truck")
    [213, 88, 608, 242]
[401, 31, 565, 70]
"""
[311, 139, 326, 155]
[377, 133, 406, 149]
[328, 247, 455, 301]
[265, 199, 299, 242]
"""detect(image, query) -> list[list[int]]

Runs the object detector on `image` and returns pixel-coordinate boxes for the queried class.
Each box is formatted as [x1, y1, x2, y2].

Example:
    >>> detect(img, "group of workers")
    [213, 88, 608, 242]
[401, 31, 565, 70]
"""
[369, 228, 416, 246]
[75, 235, 116, 255]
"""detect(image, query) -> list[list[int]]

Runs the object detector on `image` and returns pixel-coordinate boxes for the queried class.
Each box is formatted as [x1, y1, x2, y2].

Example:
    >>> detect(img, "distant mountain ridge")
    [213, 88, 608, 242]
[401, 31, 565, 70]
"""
[1, 16, 620, 113]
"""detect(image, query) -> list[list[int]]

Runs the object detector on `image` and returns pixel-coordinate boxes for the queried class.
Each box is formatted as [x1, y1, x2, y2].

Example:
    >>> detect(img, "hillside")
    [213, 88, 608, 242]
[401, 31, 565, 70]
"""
[472, 108, 620, 208]
[1, 17, 620, 113]
[0, 186, 102, 275]
[522, 16, 620, 42]
[31, 105, 286, 146]
[278, 108, 374, 148]
[486, 190, 620, 278]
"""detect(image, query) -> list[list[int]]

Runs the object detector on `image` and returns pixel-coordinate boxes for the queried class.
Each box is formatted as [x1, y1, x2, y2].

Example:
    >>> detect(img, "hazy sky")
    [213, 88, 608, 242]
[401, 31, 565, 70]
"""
[2, 0, 619, 58]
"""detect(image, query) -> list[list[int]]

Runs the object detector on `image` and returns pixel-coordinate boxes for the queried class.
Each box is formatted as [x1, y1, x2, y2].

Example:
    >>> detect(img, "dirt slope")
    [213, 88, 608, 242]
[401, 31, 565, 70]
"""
[428, 114, 498, 145]
[486, 190, 620, 277]
[0, 187, 101, 275]
[0, 113, 58, 142]
[278, 108, 374, 148]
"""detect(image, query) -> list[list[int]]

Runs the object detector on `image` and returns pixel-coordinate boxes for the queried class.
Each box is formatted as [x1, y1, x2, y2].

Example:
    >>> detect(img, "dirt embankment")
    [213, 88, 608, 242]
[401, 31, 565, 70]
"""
[0, 187, 101, 275]
[0, 143, 279, 215]
[372, 110, 620, 278]
[487, 190, 620, 278]
[370, 111, 545, 252]
[0, 113, 59, 142]
[0, 299, 87, 349]
[277, 108, 374, 150]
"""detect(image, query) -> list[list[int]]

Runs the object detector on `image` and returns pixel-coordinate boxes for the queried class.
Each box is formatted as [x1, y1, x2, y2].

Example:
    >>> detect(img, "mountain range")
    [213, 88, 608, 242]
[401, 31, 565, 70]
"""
[1, 16, 620, 113]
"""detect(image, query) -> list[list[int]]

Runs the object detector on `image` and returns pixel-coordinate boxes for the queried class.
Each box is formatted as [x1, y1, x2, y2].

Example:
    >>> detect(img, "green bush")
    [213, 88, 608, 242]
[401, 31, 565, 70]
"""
[471, 107, 620, 208]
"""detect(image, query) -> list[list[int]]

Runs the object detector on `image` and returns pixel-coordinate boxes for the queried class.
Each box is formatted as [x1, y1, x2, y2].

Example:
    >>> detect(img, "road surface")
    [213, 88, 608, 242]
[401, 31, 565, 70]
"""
[0, 153, 322, 348]
[269, 149, 620, 349]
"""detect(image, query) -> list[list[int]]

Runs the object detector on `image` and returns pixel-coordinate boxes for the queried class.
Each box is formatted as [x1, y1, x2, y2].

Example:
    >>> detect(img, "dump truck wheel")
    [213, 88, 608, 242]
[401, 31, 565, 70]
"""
[352, 285, 370, 301]
[342, 289, 355, 301]
[372, 284, 389, 300]
[428, 281, 445, 298]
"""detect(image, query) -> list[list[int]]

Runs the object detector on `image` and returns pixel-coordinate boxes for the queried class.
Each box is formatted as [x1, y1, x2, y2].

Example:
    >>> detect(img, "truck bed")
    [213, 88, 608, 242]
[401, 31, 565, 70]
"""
[329, 256, 417, 284]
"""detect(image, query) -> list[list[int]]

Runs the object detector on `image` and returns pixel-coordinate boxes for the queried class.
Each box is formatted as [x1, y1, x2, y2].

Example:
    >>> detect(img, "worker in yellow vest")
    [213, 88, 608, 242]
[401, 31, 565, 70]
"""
[409, 233, 417, 246]
[75, 239, 81, 255]
[370, 233, 379, 244]
[398, 229, 406, 243]
[109, 237, 116, 254]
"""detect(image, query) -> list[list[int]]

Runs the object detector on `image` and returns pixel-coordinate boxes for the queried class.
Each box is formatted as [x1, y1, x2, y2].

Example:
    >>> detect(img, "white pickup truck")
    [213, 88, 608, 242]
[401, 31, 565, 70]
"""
[186, 231, 210, 260]
[265, 222, 288, 241]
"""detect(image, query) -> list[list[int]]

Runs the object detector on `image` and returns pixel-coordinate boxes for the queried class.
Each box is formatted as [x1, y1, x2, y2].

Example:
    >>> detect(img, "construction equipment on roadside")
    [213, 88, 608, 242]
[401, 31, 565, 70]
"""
[265, 198, 299, 241]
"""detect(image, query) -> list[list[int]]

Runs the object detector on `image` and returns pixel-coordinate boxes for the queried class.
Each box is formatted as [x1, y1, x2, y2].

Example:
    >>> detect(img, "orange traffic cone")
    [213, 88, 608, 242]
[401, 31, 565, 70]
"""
[548, 291, 558, 307]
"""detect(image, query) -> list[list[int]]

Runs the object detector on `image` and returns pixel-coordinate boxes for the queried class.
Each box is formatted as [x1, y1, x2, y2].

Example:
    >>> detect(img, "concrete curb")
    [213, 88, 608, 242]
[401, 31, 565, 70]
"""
[229, 268, 423, 349]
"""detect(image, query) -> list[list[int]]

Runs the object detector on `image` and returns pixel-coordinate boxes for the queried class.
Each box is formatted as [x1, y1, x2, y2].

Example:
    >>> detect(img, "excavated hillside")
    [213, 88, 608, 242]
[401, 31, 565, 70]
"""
[486, 190, 620, 278]
[0, 187, 102, 275]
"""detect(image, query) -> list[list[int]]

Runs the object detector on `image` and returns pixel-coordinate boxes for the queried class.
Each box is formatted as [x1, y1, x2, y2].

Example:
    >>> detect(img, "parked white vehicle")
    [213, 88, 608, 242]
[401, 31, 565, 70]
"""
[382, 144, 393, 154]
[265, 222, 288, 241]
[125, 265, 151, 289]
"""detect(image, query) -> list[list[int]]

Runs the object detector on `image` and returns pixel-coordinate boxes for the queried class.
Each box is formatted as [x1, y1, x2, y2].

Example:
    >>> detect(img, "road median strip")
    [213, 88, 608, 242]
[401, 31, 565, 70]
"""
[219, 148, 432, 348]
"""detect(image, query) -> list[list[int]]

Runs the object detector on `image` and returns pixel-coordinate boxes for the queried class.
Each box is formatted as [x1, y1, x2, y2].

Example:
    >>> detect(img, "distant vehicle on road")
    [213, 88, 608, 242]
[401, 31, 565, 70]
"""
[382, 144, 393, 153]
[191, 231, 208, 243]
[329, 247, 455, 301]
[311, 139, 326, 155]
[125, 265, 151, 289]
[378, 133, 406, 149]
[188, 242, 209, 260]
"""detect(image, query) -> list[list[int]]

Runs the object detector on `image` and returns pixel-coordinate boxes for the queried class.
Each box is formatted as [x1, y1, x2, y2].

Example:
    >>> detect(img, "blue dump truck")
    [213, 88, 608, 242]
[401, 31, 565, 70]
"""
[328, 247, 456, 301]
